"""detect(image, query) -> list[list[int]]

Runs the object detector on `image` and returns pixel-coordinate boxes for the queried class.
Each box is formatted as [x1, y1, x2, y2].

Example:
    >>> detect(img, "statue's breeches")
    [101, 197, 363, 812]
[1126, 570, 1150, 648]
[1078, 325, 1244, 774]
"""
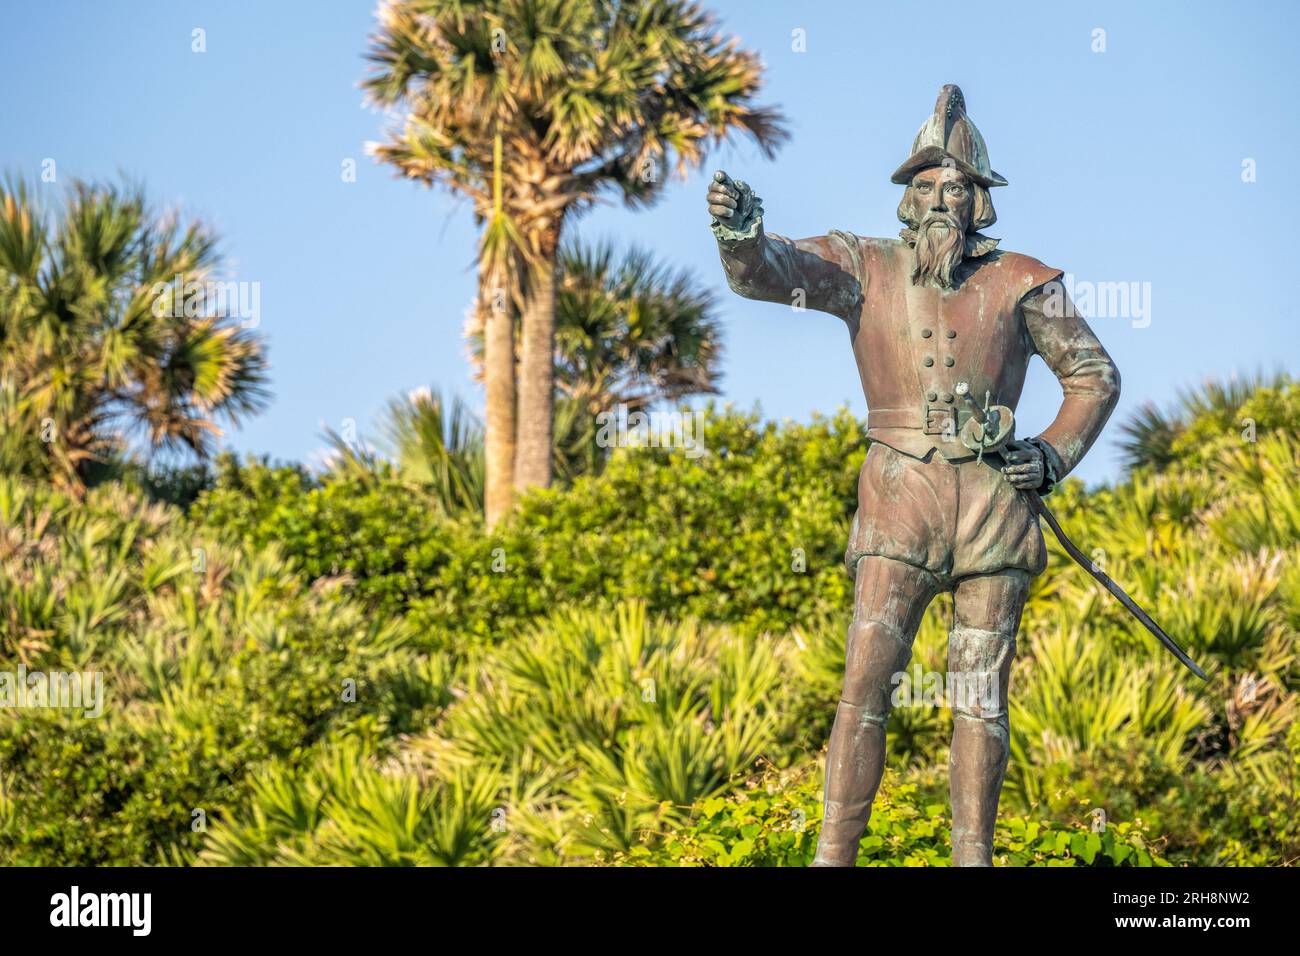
[844, 441, 1047, 581]
[816, 531, 1031, 867]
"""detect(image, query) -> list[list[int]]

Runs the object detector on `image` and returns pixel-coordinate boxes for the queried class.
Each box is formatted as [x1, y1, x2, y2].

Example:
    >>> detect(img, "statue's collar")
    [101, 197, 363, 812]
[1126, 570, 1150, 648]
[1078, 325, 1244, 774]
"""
[898, 229, 1000, 259]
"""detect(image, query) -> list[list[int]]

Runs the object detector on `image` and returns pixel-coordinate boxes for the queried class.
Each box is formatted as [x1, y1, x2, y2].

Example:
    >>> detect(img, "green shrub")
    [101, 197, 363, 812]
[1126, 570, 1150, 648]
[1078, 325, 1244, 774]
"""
[622, 765, 1166, 867]
[5, 377, 1300, 866]
[191, 408, 864, 644]
[0, 476, 451, 865]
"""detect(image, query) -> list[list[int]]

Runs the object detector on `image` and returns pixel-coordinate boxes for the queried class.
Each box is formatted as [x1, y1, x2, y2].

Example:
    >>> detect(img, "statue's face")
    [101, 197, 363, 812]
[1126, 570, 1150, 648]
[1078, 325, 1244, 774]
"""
[909, 166, 973, 232]
[908, 165, 973, 290]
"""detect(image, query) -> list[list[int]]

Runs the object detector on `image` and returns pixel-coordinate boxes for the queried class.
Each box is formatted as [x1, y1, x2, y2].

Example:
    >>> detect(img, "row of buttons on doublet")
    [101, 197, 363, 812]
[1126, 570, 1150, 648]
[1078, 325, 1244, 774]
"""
[922, 327, 957, 403]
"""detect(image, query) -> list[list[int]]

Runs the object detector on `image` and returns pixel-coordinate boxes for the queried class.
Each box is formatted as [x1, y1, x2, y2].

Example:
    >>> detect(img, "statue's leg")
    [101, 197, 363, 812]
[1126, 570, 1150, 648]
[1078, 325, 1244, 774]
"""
[813, 555, 940, 867]
[947, 569, 1030, 867]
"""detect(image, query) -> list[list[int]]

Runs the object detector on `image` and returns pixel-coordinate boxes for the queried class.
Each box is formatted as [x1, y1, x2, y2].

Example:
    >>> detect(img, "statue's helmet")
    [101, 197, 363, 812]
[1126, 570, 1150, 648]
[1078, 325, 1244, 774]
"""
[890, 84, 1008, 188]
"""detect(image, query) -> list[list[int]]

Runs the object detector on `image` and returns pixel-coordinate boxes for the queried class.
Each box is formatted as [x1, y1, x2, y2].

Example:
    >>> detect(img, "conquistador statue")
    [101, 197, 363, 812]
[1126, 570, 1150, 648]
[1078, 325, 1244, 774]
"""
[706, 84, 1121, 866]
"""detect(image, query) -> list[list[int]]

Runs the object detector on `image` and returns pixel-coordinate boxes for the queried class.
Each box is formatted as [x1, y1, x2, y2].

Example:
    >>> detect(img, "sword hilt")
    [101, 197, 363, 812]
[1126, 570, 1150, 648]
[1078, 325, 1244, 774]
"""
[954, 381, 1010, 461]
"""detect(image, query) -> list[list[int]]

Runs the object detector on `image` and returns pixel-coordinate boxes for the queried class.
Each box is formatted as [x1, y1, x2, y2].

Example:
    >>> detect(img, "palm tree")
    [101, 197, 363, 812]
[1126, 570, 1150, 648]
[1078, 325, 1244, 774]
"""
[466, 238, 722, 478]
[1119, 370, 1291, 472]
[363, 0, 785, 513]
[321, 386, 486, 516]
[552, 240, 721, 412]
[380, 387, 486, 513]
[1116, 401, 1182, 473]
[331, 239, 722, 508]
[0, 177, 268, 492]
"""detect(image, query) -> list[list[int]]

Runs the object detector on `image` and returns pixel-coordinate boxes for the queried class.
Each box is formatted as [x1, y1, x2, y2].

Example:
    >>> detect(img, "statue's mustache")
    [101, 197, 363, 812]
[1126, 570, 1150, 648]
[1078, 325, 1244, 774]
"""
[920, 211, 962, 231]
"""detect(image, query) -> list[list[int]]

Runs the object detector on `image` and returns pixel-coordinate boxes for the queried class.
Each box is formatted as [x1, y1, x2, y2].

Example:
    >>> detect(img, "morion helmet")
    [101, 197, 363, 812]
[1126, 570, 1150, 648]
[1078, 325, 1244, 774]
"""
[891, 84, 1008, 188]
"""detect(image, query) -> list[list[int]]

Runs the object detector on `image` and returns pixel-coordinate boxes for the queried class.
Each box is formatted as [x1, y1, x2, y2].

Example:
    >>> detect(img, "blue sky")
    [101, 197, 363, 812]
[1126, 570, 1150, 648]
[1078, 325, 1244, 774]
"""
[3, 0, 1298, 485]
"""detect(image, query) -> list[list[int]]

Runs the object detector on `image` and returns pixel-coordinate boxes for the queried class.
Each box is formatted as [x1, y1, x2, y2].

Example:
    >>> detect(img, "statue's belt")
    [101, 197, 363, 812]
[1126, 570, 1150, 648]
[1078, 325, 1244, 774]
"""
[869, 394, 1018, 461]
[868, 405, 981, 437]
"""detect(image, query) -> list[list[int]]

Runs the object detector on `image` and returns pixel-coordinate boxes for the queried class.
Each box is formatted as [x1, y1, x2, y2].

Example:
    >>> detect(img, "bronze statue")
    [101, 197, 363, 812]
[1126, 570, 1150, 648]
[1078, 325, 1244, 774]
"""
[706, 84, 1127, 867]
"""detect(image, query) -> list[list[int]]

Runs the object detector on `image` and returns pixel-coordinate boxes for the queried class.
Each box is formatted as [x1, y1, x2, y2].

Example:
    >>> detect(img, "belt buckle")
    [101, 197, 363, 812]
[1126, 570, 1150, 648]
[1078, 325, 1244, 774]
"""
[924, 404, 955, 436]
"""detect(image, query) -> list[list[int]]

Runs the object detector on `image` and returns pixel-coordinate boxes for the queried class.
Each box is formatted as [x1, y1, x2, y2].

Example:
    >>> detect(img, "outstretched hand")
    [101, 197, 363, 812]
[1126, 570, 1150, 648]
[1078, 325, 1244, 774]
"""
[707, 170, 743, 226]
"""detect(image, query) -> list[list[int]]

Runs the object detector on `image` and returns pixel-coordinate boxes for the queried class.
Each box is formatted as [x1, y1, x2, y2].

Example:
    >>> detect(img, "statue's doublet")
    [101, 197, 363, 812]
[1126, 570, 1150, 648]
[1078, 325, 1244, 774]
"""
[835, 236, 1063, 462]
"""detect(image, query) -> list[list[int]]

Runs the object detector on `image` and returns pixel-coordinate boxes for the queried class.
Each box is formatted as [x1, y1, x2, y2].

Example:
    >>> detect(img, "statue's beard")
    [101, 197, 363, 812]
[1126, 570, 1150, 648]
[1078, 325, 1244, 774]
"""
[911, 213, 966, 289]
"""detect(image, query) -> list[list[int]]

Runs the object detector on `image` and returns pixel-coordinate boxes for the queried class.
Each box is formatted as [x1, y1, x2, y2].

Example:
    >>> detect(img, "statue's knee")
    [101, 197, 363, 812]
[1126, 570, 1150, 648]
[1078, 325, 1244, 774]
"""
[842, 617, 910, 714]
[948, 624, 1015, 722]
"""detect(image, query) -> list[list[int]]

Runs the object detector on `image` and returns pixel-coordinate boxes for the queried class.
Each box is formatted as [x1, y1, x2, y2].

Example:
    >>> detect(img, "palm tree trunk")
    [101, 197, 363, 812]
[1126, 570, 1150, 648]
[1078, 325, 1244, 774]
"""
[483, 260, 516, 528]
[515, 242, 557, 491]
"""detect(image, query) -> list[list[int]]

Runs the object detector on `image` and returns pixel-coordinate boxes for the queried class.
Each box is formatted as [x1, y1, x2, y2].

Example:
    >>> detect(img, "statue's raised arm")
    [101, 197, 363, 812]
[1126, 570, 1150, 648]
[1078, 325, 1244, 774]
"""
[706, 170, 863, 320]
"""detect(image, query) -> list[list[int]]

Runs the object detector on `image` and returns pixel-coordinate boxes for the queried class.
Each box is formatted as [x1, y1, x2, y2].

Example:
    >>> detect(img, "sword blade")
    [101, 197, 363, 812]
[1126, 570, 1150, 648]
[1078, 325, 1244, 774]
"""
[1027, 492, 1209, 681]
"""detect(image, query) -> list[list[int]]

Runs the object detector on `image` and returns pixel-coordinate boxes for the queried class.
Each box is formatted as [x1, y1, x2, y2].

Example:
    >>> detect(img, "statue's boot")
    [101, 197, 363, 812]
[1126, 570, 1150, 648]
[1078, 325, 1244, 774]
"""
[812, 616, 911, 867]
[947, 623, 1016, 867]
[812, 701, 886, 866]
